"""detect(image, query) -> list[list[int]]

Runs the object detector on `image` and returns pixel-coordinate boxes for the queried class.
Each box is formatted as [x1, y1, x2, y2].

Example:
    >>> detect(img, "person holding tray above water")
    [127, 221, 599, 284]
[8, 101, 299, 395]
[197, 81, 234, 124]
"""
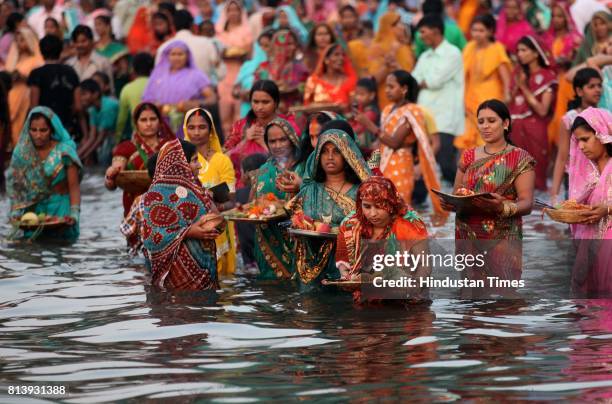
[440, 99, 535, 290]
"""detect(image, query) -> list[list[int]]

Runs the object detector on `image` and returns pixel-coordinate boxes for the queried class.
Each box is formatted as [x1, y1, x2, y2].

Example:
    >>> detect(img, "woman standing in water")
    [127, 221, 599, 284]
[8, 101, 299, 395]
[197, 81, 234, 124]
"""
[7, 107, 82, 242]
[568, 107, 612, 297]
[441, 100, 535, 290]
[183, 107, 237, 277]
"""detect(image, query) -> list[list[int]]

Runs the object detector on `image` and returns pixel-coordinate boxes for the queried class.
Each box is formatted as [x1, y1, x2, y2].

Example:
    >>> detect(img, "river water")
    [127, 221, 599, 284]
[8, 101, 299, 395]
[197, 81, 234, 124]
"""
[1, 173, 611, 402]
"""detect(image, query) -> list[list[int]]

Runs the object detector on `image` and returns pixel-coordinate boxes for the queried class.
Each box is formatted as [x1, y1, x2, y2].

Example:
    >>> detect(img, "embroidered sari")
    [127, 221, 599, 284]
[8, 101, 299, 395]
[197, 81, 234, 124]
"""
[567, 108, 612, 296]
[456, 147, 535, 282]
[112, 103, 174, 216]
[288, 128, 371, 284]
[183, 108, 237, 276]
[142, 139, 218, 290]
[509, 62, 557, 191]
[303, 44, 357, 107]
[7, 107, 82, 242]
[253, 117, 304, 280]
[380, 103, 447, 220]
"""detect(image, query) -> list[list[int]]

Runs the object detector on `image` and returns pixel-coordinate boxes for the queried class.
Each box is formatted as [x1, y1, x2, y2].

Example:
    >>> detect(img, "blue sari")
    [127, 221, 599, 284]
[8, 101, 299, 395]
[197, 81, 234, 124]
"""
[7, 106, 82, 242]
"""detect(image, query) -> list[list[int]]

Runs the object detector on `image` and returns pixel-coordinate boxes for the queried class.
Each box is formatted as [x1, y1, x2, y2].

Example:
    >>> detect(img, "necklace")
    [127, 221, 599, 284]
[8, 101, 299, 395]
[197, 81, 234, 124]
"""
[483, 142, 508, 156]
[325, 181, 347, 196]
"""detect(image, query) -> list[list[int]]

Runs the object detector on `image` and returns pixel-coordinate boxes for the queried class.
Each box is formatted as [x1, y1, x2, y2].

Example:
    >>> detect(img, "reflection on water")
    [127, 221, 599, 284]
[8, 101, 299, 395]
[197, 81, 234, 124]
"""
[1, 174, 611, 402]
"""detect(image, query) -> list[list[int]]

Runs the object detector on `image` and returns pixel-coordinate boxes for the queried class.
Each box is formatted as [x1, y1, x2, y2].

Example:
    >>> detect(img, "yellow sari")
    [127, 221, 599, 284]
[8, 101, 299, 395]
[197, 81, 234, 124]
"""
[455, 41, 511, 150]
[364, 12, 414, 109]
[183, 108, 237, 276]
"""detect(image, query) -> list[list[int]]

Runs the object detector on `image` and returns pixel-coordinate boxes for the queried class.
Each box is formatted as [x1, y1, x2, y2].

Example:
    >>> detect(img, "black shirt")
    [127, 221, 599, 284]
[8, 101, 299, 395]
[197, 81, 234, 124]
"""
[27, 63, 79, 131]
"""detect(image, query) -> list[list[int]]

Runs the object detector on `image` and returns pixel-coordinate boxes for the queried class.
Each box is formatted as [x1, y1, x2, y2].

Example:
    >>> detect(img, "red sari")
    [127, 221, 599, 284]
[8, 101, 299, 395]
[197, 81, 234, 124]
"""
[509, 67, 557, 190]
[113, 132, 171, 216]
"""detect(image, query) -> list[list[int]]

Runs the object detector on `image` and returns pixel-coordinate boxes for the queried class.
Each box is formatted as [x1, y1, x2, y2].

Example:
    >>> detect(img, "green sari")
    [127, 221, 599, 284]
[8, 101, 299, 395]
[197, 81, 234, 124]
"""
[7, 107, 82, 242]
[254, 117, 304, 280]
[288, 128, 371, 284]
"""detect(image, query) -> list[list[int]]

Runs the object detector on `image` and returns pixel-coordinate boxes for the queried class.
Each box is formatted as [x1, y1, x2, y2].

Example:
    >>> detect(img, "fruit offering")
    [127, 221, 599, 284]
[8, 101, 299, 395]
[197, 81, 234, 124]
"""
[455, 187, 475, 196]
[20, 212, 39, 226]
[226, 194, 285, 220]
[555, 200, 590, 210]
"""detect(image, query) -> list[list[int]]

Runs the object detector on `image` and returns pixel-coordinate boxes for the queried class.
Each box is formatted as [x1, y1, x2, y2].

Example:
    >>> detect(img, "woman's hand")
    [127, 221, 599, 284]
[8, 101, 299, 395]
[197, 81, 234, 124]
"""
[275, 171, 302, 194]
[471, 193, 505, 215]
[104, 165, 121, 189]
[578, 204, 608, 225]
[186, 213, 226, 239]
[246, 124, 264, 142]
[517, 70, 528, 89]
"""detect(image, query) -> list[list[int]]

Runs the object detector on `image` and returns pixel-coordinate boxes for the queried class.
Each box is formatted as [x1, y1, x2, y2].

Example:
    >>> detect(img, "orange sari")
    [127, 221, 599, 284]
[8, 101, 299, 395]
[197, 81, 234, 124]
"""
[380, 103, 447, 220]
[455, 41, 511, 150]
[303, 44, 357, 106]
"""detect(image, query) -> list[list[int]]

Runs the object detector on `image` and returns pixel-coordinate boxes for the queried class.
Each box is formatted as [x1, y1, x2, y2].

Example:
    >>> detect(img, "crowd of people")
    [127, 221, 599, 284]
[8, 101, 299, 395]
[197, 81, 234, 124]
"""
[0, 0, 611, 297]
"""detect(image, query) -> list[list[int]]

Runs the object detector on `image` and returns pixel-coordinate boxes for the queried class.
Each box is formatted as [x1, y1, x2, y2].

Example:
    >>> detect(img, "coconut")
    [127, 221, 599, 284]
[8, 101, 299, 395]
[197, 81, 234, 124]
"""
[21, 212, 39, 226]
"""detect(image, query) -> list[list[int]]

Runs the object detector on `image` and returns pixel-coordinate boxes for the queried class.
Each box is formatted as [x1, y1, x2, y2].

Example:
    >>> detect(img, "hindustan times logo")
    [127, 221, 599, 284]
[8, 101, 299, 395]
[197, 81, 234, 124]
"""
[371, 251, 487, 272]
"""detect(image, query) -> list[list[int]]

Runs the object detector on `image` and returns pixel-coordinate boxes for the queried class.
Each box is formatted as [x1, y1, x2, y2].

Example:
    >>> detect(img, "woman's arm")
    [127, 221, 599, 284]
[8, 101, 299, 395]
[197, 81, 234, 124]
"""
[513, 170, 535, 216]
[379, 121, 415, 150]
[520, 84, 554, 117]
[498, 63, 512, 103]
[66, 164, 81, 224]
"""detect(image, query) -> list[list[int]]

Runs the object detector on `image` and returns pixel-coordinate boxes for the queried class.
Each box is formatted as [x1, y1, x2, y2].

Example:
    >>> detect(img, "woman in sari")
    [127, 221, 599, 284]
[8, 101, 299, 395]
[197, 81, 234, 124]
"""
[334, 176, 429, 301]
[543, 2, 583, 147]
[215, 0, 254, 136]
[183, 108, 237, 276]
[94, 15, 128, 62]
[273, 5, 309, 45]
[225, 80, 296, 186]
[142, 40, 216, 132]
[254, 29, 309, 113]
[4, 26, 43, 148]
[303, 43, 357, 109]
[355, 70, 446, 220]
[359, 12, 414, 109]
[574, 11, 611, 66]
[441, 100, 535, 291]
[288, 127, 371, 285]
[567, 107, 612, 297]
[143, 138, 225, 290]
[455, 14, 512, 151]
[253, 117, 304, 279]
[303, 23, 336, 73]
[496, 0, 536, 56]
[105, 102, 175, 216]
[509, 36, 557, 191]
[7, 107, 82, 242]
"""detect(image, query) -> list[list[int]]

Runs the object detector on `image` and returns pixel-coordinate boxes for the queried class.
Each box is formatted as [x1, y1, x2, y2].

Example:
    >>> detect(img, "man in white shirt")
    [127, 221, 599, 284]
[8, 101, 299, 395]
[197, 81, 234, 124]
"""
[412, 14, 464, 182]
[155, 10, 224, 85]
[65, 25, 114, 93]
[27, 0, 63, 38]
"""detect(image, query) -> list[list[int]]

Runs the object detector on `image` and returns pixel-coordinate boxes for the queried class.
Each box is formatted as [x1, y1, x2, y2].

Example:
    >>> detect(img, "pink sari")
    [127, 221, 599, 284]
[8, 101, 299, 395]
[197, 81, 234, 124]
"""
[568, 108, 612, 297]
[496, 9, 535, 55]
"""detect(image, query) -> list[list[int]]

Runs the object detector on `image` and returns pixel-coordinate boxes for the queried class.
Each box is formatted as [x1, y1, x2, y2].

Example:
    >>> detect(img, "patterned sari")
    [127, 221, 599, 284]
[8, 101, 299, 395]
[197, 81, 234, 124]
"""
[456, 147, 535, 282]
[142, 139, 218, 290]
[253, 117, 304, 280]
[303, 44, 357, 107]
[288, 128, 371, 284]
[7, 107, 82, 242]
[380, 103, 447, 220]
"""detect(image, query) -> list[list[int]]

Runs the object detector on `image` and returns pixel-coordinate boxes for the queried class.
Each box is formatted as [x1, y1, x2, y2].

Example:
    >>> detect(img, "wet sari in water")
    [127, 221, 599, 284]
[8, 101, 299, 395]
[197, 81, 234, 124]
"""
[142, 139, 218, 290]
[456, 147, 535, 282]
[567, 108, 612, 297]
[253, 117, 304, 280]
[288, 128, 371, 284]
[7, 106, 82, 242]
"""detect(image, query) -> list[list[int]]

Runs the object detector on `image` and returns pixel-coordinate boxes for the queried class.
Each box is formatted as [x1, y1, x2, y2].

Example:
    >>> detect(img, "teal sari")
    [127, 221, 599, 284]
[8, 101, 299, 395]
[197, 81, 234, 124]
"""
[289, 128, 371, 284]
[7, 107, 82, 242]
[253, 117, 304, 280]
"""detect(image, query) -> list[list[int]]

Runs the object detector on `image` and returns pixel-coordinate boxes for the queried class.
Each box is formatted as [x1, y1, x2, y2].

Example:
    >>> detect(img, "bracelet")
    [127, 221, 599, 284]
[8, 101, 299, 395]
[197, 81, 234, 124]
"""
[500, 201, 518, 218]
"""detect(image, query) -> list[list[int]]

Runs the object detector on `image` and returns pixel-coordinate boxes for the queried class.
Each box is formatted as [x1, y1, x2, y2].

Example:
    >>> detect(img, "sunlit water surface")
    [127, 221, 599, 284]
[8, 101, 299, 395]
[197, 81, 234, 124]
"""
[1, 173, 611, 402]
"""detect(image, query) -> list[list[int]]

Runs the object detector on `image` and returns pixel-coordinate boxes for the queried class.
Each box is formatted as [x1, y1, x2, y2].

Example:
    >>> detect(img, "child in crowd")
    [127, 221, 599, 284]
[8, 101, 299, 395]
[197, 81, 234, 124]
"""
[349, 77, 380, 155]
[77, 79, 119, 165]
